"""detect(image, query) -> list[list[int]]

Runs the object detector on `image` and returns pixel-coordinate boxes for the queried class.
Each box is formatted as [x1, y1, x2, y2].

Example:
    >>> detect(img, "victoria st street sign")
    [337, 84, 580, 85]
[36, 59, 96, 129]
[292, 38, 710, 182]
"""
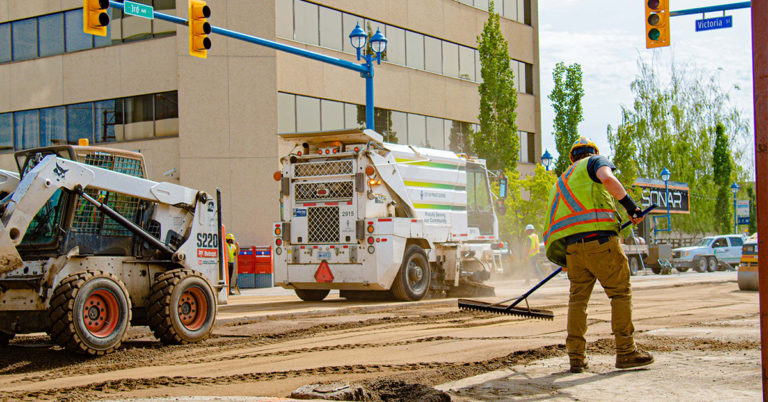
[695, 15, 733, 32]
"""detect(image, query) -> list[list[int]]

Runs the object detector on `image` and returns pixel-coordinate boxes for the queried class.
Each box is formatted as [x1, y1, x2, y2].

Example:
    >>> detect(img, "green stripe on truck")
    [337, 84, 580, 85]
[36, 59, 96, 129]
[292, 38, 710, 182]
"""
[404, 181, 466, 191]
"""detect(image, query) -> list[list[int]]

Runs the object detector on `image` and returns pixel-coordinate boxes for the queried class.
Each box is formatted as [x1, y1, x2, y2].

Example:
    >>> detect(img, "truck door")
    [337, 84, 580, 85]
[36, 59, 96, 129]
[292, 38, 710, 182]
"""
[711, 237, 729, 262]
[466, 163, 494, 235]
[727, 236, 744, 264]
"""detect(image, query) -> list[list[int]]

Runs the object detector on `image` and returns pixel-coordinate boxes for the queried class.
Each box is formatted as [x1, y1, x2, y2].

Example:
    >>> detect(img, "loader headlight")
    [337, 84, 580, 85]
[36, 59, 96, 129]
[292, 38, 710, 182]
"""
[367, 246, 375, 254]
[365, 165, 375, 176]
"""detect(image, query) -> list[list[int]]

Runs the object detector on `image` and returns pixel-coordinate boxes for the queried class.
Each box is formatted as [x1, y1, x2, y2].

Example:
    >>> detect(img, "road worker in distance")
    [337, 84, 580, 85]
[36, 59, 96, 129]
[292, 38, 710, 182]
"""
[226, 233, 240, 295]
[544, 137, 653, 373]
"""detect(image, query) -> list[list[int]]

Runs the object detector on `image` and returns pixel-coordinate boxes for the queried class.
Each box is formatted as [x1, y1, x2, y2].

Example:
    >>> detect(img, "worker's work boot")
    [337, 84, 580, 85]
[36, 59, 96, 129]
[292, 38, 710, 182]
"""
[570, 359, 588, 373]
[616, 348, 654, 369]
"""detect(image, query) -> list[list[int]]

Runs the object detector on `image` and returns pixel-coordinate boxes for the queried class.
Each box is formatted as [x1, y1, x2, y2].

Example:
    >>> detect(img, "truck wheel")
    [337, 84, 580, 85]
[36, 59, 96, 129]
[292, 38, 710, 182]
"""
[391, 246, 430, 301]
[295, 289, 330, 301]
[707, 257, 718, 272]
[694, 257, 707, 273]
[628, 256, 640, 276]
[0, 331, 14, 346]
[148, 269, 217, 345]
[650, 266, 661, 275]
[676, 266, 689, 273]
[49, 271, 132, 355]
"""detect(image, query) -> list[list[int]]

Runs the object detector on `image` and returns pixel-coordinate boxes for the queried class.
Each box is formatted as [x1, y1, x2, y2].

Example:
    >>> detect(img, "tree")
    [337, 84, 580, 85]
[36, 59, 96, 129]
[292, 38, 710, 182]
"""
[499, 164, 557, 244]
[712, 123, 733, 233]
[549, 62, 585, 175]
[474, 0, 519, 172]
[607, 60, 751, 236]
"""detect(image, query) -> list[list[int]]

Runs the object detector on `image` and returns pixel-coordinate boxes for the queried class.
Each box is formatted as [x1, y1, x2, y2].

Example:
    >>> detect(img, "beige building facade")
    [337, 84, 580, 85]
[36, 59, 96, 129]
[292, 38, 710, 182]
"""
[0, 0, 541, 246]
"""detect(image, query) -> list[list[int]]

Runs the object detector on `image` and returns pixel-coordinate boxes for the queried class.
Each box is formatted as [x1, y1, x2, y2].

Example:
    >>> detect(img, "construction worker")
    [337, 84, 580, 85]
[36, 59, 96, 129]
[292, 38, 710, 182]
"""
[544, 137, 653, 373]
[524, 224, 543, 283]
[225, 233, 240, 295]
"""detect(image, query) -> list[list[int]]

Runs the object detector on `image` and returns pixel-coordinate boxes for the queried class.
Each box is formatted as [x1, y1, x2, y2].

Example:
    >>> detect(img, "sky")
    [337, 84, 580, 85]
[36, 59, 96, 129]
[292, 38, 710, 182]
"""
[537, 0, 755, 174]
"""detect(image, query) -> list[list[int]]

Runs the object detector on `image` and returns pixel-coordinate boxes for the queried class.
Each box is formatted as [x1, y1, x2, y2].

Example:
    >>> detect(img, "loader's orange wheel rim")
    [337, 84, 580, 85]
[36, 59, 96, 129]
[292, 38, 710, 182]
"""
[178, 286, 208, 330]
[83, 289, 120, 337]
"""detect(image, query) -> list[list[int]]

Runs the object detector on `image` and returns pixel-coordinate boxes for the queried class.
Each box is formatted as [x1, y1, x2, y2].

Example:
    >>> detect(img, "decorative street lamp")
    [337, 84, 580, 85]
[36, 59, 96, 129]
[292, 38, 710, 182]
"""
[349, 24, 388, 130]
[731, 182, 740, 234]
[541, 150, 553, 171]
[654, 167, 672, 241]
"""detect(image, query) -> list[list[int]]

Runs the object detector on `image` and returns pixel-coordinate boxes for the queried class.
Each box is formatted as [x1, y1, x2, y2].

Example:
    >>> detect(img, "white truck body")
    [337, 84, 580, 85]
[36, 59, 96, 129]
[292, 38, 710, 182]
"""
[671, 235, 745, 272]
[273, 129, 501, 300]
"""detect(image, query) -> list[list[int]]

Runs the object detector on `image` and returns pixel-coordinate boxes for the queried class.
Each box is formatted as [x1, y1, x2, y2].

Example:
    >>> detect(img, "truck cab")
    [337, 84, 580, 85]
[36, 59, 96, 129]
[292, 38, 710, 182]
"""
[671, 235, 745, 272]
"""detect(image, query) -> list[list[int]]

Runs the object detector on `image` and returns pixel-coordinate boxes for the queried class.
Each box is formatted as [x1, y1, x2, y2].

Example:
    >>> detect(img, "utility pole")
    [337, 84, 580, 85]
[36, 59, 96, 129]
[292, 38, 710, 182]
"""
[750, 1, 768, 398]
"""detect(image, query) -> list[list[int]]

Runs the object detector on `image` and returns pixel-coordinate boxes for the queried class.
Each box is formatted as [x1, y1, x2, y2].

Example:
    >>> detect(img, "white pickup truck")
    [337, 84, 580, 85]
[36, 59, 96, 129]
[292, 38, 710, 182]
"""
[671, 235, 745, 272]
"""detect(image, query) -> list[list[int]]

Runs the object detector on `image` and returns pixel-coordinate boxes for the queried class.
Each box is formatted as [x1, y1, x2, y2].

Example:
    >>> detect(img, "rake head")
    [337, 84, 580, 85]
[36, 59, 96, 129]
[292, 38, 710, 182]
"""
[458, 299, 554, 320]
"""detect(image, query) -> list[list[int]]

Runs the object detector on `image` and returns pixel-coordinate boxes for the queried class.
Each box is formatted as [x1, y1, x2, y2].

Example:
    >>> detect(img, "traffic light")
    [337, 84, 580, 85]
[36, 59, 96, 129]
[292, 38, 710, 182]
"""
[83, 0, 110, 36]
[645, 0, 670, 48]
[189, 0, 211, 59]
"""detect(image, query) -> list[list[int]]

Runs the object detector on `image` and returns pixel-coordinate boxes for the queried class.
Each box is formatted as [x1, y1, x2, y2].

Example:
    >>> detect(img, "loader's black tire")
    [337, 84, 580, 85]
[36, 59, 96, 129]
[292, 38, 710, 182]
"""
[650, 266, 661, 275]
[676, 267, 689, 273]
[148, 269, 217, 345]
[48, 271, 131, 355]
[391, 246, 430, 301]
[0, 331, 14, 346]
[295, 289, 331, 301]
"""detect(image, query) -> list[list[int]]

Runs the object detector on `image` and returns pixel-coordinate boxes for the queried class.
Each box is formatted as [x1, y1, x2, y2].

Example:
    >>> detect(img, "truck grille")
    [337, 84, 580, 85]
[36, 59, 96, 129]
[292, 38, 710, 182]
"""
[294, 160, 353, 177]
[295, 181, 353, 201]
[308, 206, 339, 243]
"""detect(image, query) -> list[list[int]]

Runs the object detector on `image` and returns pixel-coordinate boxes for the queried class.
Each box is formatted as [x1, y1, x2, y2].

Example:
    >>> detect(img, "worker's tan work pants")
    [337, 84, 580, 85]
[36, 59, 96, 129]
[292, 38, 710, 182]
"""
[565, 236, 635, 360]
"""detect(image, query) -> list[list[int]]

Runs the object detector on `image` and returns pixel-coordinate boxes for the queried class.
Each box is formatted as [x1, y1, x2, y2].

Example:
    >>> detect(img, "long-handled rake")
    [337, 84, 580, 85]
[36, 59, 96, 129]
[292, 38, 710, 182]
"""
[459, 205, 656, 319]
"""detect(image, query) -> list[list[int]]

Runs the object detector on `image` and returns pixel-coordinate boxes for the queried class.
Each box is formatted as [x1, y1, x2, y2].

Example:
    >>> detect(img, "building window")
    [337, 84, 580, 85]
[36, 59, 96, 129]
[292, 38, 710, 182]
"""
[294, 0, 319, 46]
[0, 113, 12, 150]
[407, 114, 427, 147]
[38, 14, 64, 57]
[384, 25, 405, 65]
[442, 42, 459, 78]
[459, 46, 475, 81]
[319, 7, 342, 51]
[424, 36, 442, 74]
[12, 19, 38, 61]
[39, 106, 66, 146]
[456, 0, 530, 25]
[296, 96, 321, 132]
[405, 30, 424, 70]
[426, 117, 444, 149]
[14, 110, 40, 150]
[0, 23, 10, 63]
[1, 91, 178, 151]
[277, 92, 296, 133]
[0, 3, 176, 65]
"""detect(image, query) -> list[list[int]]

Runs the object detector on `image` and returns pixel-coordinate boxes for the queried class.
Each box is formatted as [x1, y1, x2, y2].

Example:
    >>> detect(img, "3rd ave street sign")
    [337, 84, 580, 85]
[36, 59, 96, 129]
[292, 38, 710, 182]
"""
[695, 15, 733, 32]
[124, 1, 154, 20]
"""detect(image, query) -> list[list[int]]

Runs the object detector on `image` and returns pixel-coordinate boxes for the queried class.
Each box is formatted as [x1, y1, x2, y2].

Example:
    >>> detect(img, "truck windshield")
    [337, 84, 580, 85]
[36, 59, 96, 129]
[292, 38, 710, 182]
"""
[695, 238, 714, 247]
[467, 168, 491, 213]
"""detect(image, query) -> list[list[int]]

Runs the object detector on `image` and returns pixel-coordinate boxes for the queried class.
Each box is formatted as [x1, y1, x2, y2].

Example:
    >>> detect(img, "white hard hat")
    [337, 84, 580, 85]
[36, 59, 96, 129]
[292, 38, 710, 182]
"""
[525, 224, 535, 231]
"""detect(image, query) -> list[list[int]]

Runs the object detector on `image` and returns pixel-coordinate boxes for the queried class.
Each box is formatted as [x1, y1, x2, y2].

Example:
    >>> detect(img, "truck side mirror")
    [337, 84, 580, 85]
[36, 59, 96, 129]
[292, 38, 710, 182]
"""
[495, 198, 506, 216]
[498, 177, 507, 199]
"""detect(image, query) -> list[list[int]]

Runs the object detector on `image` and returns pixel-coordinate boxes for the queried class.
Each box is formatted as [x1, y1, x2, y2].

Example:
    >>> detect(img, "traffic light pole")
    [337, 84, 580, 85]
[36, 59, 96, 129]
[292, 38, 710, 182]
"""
[107, 1, 377, 130]
[670, 1, 750, 17]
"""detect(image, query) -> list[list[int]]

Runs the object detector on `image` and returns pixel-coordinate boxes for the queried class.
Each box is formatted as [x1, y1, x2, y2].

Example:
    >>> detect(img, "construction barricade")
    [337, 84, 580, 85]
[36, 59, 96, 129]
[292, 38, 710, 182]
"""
[237, 246, 273, 288]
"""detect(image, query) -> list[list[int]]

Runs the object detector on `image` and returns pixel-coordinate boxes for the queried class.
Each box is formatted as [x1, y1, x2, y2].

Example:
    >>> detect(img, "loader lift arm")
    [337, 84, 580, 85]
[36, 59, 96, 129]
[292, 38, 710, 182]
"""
[0, 155, 205, 273]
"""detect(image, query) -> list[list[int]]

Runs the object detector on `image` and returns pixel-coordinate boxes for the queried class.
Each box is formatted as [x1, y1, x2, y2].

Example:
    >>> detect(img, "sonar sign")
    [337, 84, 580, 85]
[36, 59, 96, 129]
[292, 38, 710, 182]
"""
[633, 178, 690, 214]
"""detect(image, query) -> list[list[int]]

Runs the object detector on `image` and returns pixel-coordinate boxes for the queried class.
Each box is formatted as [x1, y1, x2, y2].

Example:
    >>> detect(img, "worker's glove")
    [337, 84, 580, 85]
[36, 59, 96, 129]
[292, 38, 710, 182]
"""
[619, 195, 644, 225]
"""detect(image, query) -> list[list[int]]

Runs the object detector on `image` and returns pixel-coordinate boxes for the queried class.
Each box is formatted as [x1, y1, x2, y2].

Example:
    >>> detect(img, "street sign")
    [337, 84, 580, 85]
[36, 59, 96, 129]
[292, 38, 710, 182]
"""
[737, 199, 750, 225]
[695, 15, 732, 32]
[123, 1, 154, 20]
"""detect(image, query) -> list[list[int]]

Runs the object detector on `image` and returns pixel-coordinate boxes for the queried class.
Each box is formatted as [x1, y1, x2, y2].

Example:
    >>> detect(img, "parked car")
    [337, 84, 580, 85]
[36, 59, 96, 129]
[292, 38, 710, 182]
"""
[738, 233, 758, 291]
[671, 235, 745, 272]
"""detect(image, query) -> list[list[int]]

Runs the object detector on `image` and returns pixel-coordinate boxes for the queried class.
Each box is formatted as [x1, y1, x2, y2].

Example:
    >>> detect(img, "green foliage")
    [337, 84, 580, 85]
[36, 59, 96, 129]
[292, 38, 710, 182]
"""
[712, 123, 733, 233]
[474, 1, 519, 172]
[607, 60, 751, 236]
[747, 185, 757, 234]
[549, 62, 585, 175]
[499, 164, 558, 242]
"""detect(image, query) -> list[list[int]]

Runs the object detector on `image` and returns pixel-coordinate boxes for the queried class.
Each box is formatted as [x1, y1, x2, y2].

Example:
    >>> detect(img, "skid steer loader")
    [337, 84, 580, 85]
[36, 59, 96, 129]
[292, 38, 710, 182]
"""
[0, 145, 226, 355]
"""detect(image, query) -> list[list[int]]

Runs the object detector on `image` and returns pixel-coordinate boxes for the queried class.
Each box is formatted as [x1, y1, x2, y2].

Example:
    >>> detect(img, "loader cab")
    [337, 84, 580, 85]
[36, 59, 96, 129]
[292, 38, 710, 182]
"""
[13, 146, 151, 259]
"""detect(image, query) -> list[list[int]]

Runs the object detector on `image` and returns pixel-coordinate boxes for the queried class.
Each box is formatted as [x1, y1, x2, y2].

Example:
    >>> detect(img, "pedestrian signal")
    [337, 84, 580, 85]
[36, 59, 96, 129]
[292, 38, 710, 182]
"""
[645, 0, 670, 48]
[83, 0, 110, 36]
[189, 0, 211, 58]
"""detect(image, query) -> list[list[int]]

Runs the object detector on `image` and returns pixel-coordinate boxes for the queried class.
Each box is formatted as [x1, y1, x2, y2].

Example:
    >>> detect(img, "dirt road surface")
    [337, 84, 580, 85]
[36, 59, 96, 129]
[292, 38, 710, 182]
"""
[0, 271, 759, 401]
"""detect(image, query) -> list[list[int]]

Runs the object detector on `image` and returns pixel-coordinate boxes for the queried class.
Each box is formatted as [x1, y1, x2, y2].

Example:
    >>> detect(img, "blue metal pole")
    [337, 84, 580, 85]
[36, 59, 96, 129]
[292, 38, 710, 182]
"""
[364, 60, 374, 130]
[670, 1, 751, 17]
[665, 181, 670, 231]
[734, 193, 738, 234]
